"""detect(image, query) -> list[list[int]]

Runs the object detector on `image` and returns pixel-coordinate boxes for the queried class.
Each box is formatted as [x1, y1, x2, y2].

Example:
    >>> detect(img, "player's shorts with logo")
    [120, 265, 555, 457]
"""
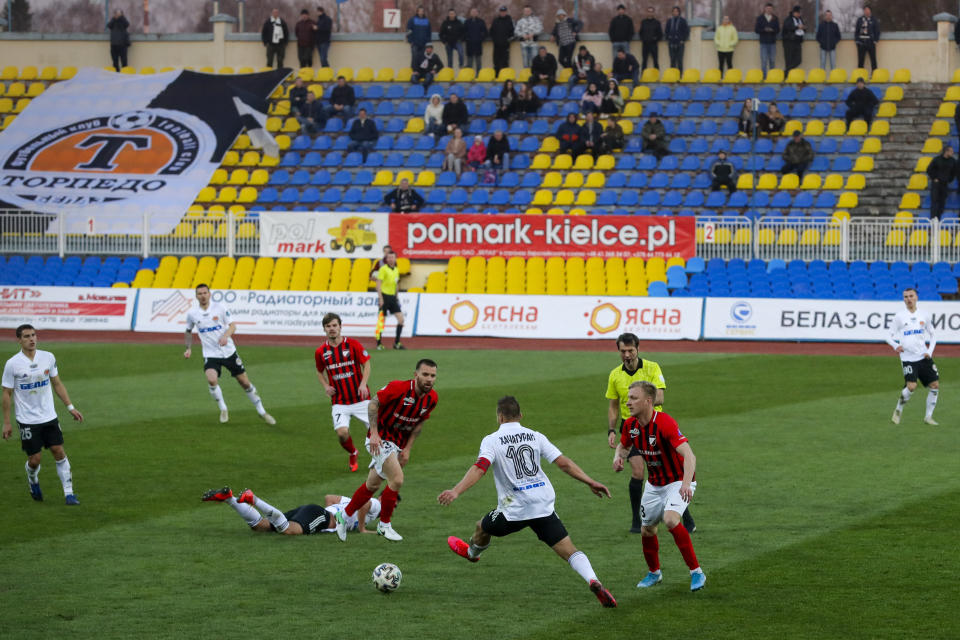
[270, 504, 330, 534]
[902, 359, 938, 386]
[203, 352, 245, 377]
[18, 418, 64, 455]
[480, 509, 569, 547]
[640, 480, 696, 526]
[365, 438, 402, 478]
[380, 294, 402, 315]
[332, 400, 370, 429]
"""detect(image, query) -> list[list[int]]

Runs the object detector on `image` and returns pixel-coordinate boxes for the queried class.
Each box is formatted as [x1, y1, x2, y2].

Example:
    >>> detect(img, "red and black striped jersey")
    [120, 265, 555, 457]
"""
[315, 337, 370, 405]
[373, 379, 439, 448]
[621, 411, 692, 487]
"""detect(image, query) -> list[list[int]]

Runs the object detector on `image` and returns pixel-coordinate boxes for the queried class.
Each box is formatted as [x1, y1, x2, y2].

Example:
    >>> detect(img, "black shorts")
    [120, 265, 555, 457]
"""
[480, 509, 569, 547]
[203, 353, 245, 377]
[275, 504, 330, 534]
[380, 294, 402, 315]
[902, 359, 939, 387]
[18, 418, 64, 456]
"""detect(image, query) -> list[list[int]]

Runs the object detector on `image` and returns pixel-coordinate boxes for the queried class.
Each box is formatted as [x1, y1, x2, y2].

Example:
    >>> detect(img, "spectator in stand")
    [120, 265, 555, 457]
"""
[383, 178, 424, 213]
[289, 77, 308, 116]
[295, 10, 316, 68]
[754, 3, 779, 76]
[816, 10, 841, 72]
[713, 15, 738, 74]
[581, 111, 604, 159]
[587, 61, 608, 89]
[557, 112, 584, 156]
[314, 7, 332, 68]
[514, 83, 542, 118]
[612, 48, 640, 85]
[496, 80, 518, 120]
[602, 78, 624, 115]
[781, 5, 805, 72]
[439, 9, 466, 69]
[608, 4, 635, 60]
[298, 91, 327, 134]
[464, 8, 488, 73]
[738, 98, 755, 136]
[467, 135, 487, 170]
[926, 146, 957, 220]
[347, 108, 378, 161]
[664, 6, 689, 73]
[551, 9, 583, 69]
[412, 44, 443, 90]
[406, 6, 432, 69]
[580, 83, 603, 115]
[638, 6, 662, 71]
[515, 6, 543, 69]
[489, 6, 515, 75]
[855, 6, 880, 71]
[442, 93, 469, 134]
[261, 8, 290, 69]
[485, 129, 511, 173]
[602, 116, 626, 152]
[845, 78, 879, 128]
[781, 131, 814, 178]
[424, 93, 445, 138]
[641, 114, 669, 159]
[757, 103, 785, 134]
[107, 9, 130, 72]
[443, 127, 467, 177]
[710, 150, 737, 193]
[325, 75, 355, 121]
[531, 46, 558, 88]
[568, 46, 595, 87]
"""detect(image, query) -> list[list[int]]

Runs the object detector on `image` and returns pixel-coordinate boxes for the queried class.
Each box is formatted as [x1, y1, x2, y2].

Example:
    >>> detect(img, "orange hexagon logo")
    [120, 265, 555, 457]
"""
[589, 302, 622, 334]
[448, 299, 480, 332]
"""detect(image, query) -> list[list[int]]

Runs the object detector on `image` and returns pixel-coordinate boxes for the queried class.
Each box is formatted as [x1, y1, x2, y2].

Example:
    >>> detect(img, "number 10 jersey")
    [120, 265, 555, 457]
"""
[477, 422, 562, 521]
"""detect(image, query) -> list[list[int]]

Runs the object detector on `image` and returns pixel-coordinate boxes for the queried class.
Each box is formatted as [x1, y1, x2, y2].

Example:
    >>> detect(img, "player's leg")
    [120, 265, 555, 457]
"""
[237, 488, 289, 532]
[374, 451, 404, 540]
[543, 517, 616, 607]
[627, 449, 645, 532]
[923, 365, 940, 424]
[234, 369, 275, 425]
[893, 363, 918, 424]
[392, 311, 405, 349]
[333, 403, 363, 471]
[637, 483, 666, 588]
[202, 486, 266, 529]
[49, 440, 78, 505]
[205, 365, 229, 422]
[24, 448, 43, 501]
[662, 483, 705, 591]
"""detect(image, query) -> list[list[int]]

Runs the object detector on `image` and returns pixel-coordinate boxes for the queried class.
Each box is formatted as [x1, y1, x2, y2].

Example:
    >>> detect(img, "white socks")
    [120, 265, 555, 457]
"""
[209, 384, 227, 410]
[896, 386, 913, 411]
[253, 495, 288, 532]
[245, 385, 266, 416]
[55, 457, 74, 495]
[926, 388, 939, 418]
[227, 497, 264, 527]
[567, 550, 598, 584]
[25, 461, 40, 484]
[467, 539, 489, 559]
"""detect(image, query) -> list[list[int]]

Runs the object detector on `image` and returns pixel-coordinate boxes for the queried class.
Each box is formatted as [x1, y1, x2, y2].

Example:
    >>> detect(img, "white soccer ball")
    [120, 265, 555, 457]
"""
[372, 562, 402, 593]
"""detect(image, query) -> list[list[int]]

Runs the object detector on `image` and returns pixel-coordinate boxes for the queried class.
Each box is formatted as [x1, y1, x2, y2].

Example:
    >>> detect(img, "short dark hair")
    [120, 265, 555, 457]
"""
[904, 287, 918, 295]
[497, 395, 522, 420]
[416, 358, 438, 370]
[16, 323, 35, 338]
[196, 283, 210, 291]
[616, 332, 640, 349]
[322, 312, 341, 327]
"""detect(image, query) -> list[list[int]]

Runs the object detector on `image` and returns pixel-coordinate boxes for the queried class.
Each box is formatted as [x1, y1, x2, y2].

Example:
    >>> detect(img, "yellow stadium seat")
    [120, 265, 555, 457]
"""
[573, 154, 594, 170]
[455, 68, 476, 82]
[922, 138, 943, 154]
[914, 156, 932, 172]
[785, 68, 804, 84]
[700, 68, 721, 83]
[828, 68, 847, 83]
[446, 256, 467, 294]
[777, 229, 798, 245]
[804, 119, 825, 136]
[496, 68, 516, 82]
[546, 207, 564, 216]
[660, 68, 680, 83]
[0, 66, 17, 80]
[595, 155, 615, 170]
[5, 82, 25, 97]
[131, 269, 155, 288]
[822, 228, 842, 246]
[937, 103, 957, 118]
[641, 68, 660, 83]
[736, 174, 754, 190]
[414, 170, 435, 187]
[505, 257, 525, 295]
[172, 222, 193, 238]
[569, 208, 587, 216]
[476, 68, 496, 82]
[941, 229, 953, 248]
[373, 170, 393, 186]
[779, 174, 800, 189]
[424, 271, 446, 294]
[12, 98, 29, 114]
[353, 67, 374, 82]
[853, 156, 874, 172]
[899, 193, 921, 210]
[375, 68, 395, 82]
[561, 172, 583, 188]
[227, 256, 254, 289]
[396, 257, 411, 275]
[575, 190, 596, 206]
[806, 68, 826, 83]
[545, 257, 565, 295]
[195, 186, 216, 203]
[205, 205, 225, 219]
[757, 228, 775, 245]
[566, 257, 586, 295]
[328, 258, 352, 291]
[265, 117, 282, 133]
[525, 208, 543, 215]
[621, 102, 642, 119]
[281, 117, 299, 133]
[539, 137, 559, 153]
[832, 210, 850, 223]
[221, 151, 239, 167]
[239, 151, 260, 166]
[348, 258, 372, 292]
[394, 68, 413, 82]
[186, 204, 205, 218]
[892, 69, 911, 83]
[585, 171, 606, 188]
[289, 257, 313, 291]
[236, 222, 256, 239]
[877, 102, 896, 118]
[541, 171, 562, 188]
[226, 169, 248, 185]
[331, 67, 352, 82]
[907, 174, 928, 190]
[619, 120, 634, 135]
[845, 174, 865, 190]
[486, 256, 506, 294]
[870, 68, 890, 83]
[434, 68, 454, 83]
[849, 68, 868, 83]
[825, 120, 846, 136]
[465, 256, 486, 294]
[228, 205, 246, 219]
[258, 154, 278, 168]
[799, 229, 820, 246]
[37, 66, 56, 81]
[0, 99, 13, 114]
[307, 257, 332, 290]
[722, 68, 742, 84]
[893, 211, 914, 226]
[233, 134, 251, 150]
[192, 256, 217, 287]
[885, 230, 906, 246]
[58, 66, 77, 80]
[868, 120, 889, 136]
[945, 86, 960, 102]
[26, 82, 44, 97]
[17, 66, 36, 80]
[209, 169, 228, 185]
[756, 173, 777, 190]
[248, 257, 274, 290]
[215, 187, 238, 203]
[249, 169, 269, 186]
[861, 137, 881, 154]
[531, 154, 551, 170]
[764, 68, 784, 83]
[740, 68, 762, 83]
[393, 170, 415, 185]
[837, 192, 858, 209]
[883, 85, 903, 101]
[680, 68, 700, 83]
[846, 120, 868, 136]
[173, 257, 199, 288]
[630, 86, 650, 100]
[554, 189, 575, 206]
[0, 114, 15, 129]
[800, 174, 822, 190]
[237, 187, 258, 204]
[532, 189, 553, 206]
[112, 282, 129, 288]
[551, 155, 572, 170]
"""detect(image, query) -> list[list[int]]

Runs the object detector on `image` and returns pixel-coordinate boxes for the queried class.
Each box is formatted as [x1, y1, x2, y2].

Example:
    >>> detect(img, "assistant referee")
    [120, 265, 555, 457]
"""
[374, 250, 405, 350]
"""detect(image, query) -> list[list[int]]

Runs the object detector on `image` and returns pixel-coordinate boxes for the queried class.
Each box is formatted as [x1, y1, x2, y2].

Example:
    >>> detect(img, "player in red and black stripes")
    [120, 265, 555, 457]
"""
[613, 380, 706, 592]
[334, 358, 439, 542]
[315, 313, 371, 472]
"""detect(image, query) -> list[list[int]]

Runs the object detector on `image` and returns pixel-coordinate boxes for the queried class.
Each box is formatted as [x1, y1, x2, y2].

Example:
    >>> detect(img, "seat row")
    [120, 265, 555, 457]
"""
[0, 255, 154, 287]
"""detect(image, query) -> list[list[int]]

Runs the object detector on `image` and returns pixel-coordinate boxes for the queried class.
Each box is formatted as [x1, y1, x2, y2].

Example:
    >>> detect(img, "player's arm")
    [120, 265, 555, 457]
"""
[612, 425, 632, 472]
[675, 442, 696, 501]
[437, 459, 488, 505]
[925, 318, 937, 358]
[183, 328, 193, 358]
[317, 368, 335, 397]
[356, 501, 375, 533]
[375, 268, 384, 300]
[50, 375, 83, 422]
[398, 424, 423, 466]
[367, 395, 383, 453]
[219, 321, 237, 347]
[606, 398, 621, 448]
[324, 494, 340, 507]
[886, 316, 903, 352]
[2, 386, 13, 440]
[358, 357, 371, 400]
[554, 455, 611, 498]
[655, 388, 665, 406]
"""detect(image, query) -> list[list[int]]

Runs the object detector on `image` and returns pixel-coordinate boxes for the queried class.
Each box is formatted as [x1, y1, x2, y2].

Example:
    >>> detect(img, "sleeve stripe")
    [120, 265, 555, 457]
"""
[473, 457, 491, 473]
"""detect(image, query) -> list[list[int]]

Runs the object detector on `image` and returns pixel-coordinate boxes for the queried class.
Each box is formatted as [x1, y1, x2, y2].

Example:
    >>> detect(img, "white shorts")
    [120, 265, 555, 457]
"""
[365, 438, 401, 479]
[331, 401, 370, 430]
[640, 480, 696, 527]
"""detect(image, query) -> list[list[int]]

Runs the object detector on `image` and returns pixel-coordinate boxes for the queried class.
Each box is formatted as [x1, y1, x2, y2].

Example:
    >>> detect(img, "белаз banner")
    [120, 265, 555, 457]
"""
[0, 286, 135, 330]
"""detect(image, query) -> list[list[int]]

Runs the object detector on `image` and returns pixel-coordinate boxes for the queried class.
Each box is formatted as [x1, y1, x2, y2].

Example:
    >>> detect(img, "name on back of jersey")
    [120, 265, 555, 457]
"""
[498, 432, 536, 445]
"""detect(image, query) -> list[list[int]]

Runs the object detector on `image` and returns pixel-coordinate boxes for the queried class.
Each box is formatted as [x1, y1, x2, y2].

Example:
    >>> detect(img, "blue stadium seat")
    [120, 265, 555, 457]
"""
[395, 101, 416, 116]
[331, 169, 351, 185]
[342, 187, 363, 204]
[735, 87, 755, 100]
[310, 169, 331, 185]
[649, 172, 669, 189]
[458, 171, 478, 187]
[648, 282, 669, 297]
[323, 151, 343, 167]
[627, 173, 647, 188]
[499, 172, 519, 188]
[662, 191, 683, 207]
[620, 191, 642, 206]
[323, 119, 343, 133]
[671, 174, 692, 188]
[300, 187, 322, 203]
[405, 85, 425, 99]
[685, 103, 705, 117]
[511, 190, 533, 206]
[490, 189, 511, 206]
[291, 135, 311, 150]
[705, 191, 727, 208]
[447, 188, 468, 205]
[672, 86, 691, 101]
[683, 192, 704, 207]
[257, 187, 278, 203]
[757, 87, 776, 101]
[791, 103, 811, 118]
[718, 121, 738, 136]
[698, 121, 718, 135]
[375, 102, 394, 116]
[302, 151, 323, 166]
[692, 86, 712, 101]
[320, 187, 341, 204]
[269, 170, 290, 185]
[688, 139, 709, 154]
[362, 188, 384, 204]
[280, 151, 301, 167]
[279, 187, 299, 203]
[664, 102, 683, 117]
[407, 152, 426, 167]
[312, 135, 332, 150]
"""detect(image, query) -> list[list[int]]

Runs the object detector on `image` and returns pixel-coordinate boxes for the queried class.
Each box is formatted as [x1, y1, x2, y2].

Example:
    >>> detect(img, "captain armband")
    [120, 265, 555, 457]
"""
[473, 457, 491, 473]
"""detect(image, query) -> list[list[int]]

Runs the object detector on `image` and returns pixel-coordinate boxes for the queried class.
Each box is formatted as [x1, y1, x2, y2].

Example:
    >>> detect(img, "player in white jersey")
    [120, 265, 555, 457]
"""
[321, 494, 382, 534]
[183, 284, 275, 425]
[886, 287, 940, 425]
[2, 324, 83, 505]
[437, 396, 618, 608]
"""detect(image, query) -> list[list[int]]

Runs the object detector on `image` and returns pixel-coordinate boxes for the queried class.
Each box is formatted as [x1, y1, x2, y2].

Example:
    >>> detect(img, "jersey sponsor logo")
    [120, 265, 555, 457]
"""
[29, 363, 38, 368]
[19, 379, 50, 390]
[321, 350, 333, 360]
[197, 324, 223, 333]
[402, 397, 415, 405]
[341, 350, 350, 357]
[648, 435, 657, 447]
[629, 426, 640, 437]
[511, 481, 546, 492]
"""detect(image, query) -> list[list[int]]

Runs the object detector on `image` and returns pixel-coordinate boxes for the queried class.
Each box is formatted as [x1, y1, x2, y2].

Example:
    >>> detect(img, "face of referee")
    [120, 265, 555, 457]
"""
[618, 342, 639, 370]
[414, 364, 437, 395]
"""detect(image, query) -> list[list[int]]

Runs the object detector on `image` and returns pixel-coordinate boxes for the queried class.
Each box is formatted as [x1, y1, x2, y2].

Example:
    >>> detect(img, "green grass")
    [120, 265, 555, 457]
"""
[0, 344, 957, 639]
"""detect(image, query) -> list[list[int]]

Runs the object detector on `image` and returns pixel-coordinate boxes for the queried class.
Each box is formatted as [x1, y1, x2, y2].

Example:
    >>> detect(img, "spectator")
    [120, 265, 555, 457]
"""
[855, 6, 880, 71]
[612, 48, 640, 85]
[816, 10, 841, 72]
[298, 91, 327, 134]
[412, 44, 443, 90]
[754, 3, 779, 76]
[781, 131, 814, 178]
[314, 7, 332, 68]
[557, 112, 584, 156]
[485, 129, 511, 173]
[514, 83, 542, 118]
[439, 9, 466, 69]
[581, 111, 604, 159]
[467, 134, 487, 170]
[443, 127, 467, 177]
[530, 46, 558, 88]
[602, 116, 626, 152]
[568, 46, 595, 87]
[664, 6, 689, 73]
[464, 8, 488, 73]
[384, 178, 424, 213]
[551, 9, 582, 69]
[580, 83, 603, 115]
[261, 8, 290, 69]
[738, 98, 755, 136]
[714, 15, 738, 74]
[710, 150, 737, 192]
[347, 108, 378, 161]
[845, 78, 879, 127]
[638, 6, 663, 71]
[295, 10, 316, 68]
[495, 80, 518, 120]
[442, 93, 469, 134]
[107, 9, 130, 72]
[406, 6, 432, 68]
[782, 5, 805, 72]
[608, 4, 636, 60]
[641, 114, 669, 159]
[515, 6, 543, 69]
[926, 146, 957, 220]
[587, 61, 608, 89]
[424, 93, 445, 137]
[757, 103, 785, 134]
[602, 78, 624, 114]
[489, 6, 515, 75]
[289, 77, 308, 116]
[325, 75, 355, 121]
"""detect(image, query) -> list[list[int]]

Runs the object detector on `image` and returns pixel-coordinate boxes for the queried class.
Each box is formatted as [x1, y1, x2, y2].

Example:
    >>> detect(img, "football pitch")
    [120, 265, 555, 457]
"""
[0, 342, 957, 640]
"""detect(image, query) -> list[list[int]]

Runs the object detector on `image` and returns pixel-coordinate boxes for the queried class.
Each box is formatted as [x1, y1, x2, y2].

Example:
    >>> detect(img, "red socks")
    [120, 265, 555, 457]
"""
[641, 534, 660, 572]
[339, 436, 357, 455]
[668, 523, 700, 570]
[344, 483, 374, 517]
[379, 487, 399, 523]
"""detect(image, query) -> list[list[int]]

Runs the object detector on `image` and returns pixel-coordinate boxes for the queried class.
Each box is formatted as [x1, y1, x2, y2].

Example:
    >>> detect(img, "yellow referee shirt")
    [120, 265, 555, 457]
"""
[377, 264, 400, 295]
[606, 359, 666, 418]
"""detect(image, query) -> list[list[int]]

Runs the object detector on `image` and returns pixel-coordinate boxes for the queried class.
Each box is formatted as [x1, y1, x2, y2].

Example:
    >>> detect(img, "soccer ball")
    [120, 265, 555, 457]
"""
[372, 562, 402, 593]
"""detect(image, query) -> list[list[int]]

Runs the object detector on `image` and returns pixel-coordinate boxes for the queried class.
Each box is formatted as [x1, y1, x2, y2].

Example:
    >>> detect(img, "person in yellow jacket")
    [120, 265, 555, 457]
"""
[713, 15, 739, 74]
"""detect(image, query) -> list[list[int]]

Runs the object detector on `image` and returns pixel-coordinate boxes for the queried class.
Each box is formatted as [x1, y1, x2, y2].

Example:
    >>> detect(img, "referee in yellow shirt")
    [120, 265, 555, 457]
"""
[374, 251, 405, 350]
[605, 332, 695, 533]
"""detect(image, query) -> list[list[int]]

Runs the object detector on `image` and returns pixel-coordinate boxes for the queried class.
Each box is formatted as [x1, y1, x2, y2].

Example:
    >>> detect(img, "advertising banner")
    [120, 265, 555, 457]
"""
[415, 294, 702, 340]
[133, 288, 417, 337]
[0, 286, 135, 330]
[258, 212, 390, 259]
[703, 298, 960, 343]
[389, 214, 696, 259]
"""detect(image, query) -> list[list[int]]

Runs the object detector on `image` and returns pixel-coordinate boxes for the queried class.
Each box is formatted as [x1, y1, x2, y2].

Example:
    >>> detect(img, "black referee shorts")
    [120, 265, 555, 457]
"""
[380, 294, 402, 315]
